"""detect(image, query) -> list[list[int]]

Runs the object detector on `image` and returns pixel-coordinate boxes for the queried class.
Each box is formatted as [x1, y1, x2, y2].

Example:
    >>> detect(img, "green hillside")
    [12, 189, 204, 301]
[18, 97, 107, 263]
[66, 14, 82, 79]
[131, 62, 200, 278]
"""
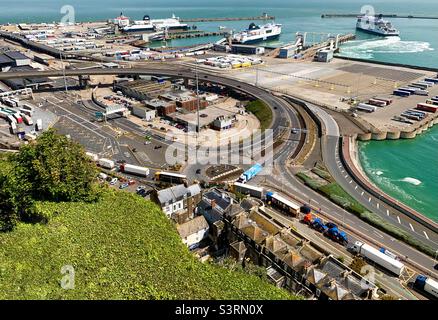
[0, 190, 298, 300]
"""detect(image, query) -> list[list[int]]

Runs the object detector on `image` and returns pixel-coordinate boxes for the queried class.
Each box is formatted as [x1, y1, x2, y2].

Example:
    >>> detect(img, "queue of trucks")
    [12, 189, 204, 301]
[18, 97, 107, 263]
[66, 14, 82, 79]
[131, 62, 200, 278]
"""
[87, 153, 151, 178]
[0, 98, 41, 138]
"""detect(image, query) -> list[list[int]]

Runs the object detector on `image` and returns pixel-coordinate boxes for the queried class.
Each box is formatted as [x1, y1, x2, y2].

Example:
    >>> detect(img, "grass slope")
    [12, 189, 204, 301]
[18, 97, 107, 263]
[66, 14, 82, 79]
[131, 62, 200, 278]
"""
[0, 190, 297, 300]
[245, 100, 273, 131]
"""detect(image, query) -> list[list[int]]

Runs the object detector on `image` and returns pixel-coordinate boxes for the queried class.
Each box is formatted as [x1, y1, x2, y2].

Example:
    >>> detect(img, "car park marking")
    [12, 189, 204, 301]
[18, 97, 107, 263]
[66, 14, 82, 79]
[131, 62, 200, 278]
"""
[409, 223, 415, 232]
[397, 216, 401, 224]
[423, 231, 429, 240]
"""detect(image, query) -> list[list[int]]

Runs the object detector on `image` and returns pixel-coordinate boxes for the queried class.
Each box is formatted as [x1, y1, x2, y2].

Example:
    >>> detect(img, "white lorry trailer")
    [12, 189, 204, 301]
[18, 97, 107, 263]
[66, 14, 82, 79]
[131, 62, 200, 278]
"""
[98, 158, 115, 170]
[352, 241, 405, 277]
[120, 164, 149, 177]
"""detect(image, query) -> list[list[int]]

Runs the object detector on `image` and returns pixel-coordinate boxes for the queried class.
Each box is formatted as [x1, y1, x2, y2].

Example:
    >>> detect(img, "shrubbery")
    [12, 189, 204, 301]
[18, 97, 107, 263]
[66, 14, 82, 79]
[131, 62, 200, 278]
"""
[0, 129, 99, 231]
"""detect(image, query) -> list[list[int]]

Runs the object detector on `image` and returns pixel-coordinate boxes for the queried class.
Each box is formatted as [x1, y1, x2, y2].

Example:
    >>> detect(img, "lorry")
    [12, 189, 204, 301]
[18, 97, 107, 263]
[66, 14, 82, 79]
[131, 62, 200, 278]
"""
[379, 247, 398, 260]
[85, 152, 99, 162]
[119, 163, 149, 177]
[413, 275, 438, 299]
[35, 119, 43, 131]
[238, 163, 263, 183]
[23, 115, 33, 125]
[356, 103, 377, 113]
[351, 241, 405, 276]
[325, 225, 348, 245]
[393, 89, 411, 97]
[310, 218, 328, 233]
[98, 158, 115, 170]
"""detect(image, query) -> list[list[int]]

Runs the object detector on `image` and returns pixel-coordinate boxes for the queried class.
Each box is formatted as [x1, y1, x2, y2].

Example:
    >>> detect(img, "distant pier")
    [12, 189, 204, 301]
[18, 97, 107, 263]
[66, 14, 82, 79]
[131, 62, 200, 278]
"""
[180, 14, 275, 23]
[321, 13, 438, 20]
[165, 30, 228, 40]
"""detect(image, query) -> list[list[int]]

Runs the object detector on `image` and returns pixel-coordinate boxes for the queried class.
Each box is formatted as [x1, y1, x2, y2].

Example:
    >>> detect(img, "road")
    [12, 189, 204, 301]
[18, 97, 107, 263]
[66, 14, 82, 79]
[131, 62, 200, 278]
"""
[5, 65, 437, 279]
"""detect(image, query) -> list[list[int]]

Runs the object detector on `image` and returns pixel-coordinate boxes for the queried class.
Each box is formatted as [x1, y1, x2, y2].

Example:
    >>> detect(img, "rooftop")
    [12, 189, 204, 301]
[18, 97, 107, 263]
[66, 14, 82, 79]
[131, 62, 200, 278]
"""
[177, 215, 209, 239]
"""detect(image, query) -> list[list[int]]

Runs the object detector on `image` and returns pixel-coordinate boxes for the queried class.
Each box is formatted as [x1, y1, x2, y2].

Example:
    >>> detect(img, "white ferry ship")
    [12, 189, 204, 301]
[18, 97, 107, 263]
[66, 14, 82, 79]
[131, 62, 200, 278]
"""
[121, 14, 188, 33]
[356, 14, 400, 36]
[232, 22, 282, 44]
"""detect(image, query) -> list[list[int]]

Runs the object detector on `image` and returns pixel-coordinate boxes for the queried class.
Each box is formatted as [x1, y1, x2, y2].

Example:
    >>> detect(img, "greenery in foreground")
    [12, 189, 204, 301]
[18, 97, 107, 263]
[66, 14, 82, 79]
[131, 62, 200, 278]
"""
[245, 99, 273, 130]
[0, 130, 297, 299]
[0, 129, 99, 231]
[296, 171, 436, 258]
[0, 191, 298, 299]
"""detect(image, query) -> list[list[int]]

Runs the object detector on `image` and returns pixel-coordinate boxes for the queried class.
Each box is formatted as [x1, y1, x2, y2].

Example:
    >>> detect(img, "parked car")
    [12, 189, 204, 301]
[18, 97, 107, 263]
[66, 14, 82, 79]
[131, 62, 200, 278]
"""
[196, 169, 201, 174]
[136, 185, 146, 192]
[110, 178, 118, 185]
[154, 145, 162, 150]
[119, 183, 129, 189]
[128, 179, 136, 185]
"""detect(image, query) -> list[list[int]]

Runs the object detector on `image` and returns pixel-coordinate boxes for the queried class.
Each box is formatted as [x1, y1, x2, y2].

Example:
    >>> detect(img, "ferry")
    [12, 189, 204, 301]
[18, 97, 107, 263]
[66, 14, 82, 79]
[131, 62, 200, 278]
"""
[356, 14, 400, 36]
[150, 14, 189, 31]
[232, 22, 282, 44]
[121, 14, 188, 33]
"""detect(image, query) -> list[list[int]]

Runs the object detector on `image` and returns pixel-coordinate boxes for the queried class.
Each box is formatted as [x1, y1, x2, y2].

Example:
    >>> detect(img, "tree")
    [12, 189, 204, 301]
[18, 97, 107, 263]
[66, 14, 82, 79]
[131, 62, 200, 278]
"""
[0, 129, 100, 230]
[12, 129, 99, 203]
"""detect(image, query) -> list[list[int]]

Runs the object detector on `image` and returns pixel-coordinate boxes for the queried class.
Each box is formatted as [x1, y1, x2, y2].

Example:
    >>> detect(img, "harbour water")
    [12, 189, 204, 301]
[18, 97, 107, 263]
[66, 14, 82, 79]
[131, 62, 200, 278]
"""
[0, 0, 437, 220]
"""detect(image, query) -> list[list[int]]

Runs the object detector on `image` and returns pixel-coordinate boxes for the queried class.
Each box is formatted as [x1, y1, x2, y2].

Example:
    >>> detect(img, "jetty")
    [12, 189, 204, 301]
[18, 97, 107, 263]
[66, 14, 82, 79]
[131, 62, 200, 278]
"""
[321, 13, 438, 20]
[165, 30, 229, 40]
[180, 14, 275, 23]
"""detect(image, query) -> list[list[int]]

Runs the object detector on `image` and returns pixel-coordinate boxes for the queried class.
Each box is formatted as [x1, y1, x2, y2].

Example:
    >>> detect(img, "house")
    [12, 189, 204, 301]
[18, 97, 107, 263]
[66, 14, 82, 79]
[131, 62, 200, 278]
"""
[197, 188, 236, 225]
[177, 215, 209, 249]
[151, 184, 202, 221]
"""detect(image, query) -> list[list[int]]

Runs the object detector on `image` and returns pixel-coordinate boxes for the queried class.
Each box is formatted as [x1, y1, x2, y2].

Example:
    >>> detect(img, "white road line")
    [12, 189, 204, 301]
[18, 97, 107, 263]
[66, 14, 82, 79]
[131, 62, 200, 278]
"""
[354, 186, 358, 190]
[424, 231, 429, 240]
[386, 209, 389, 216]
[344, 175, 348, 178]
[373, 231, 384, 239]
[361, 191, 364, 196]
[397, 216, 401, 224]
[349, 180, 353, 184]
[409, 223, 415, 232]
[368, 197, 371, 202]
[377, 203, 380, 209]
[341, 170, 345, 173]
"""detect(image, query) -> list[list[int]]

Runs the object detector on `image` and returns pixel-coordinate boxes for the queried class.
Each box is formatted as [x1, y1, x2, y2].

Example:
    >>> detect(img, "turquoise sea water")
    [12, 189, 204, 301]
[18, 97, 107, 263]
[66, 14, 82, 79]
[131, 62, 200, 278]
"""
[359, 126, 438, 222]
[0, 0, 437, 219]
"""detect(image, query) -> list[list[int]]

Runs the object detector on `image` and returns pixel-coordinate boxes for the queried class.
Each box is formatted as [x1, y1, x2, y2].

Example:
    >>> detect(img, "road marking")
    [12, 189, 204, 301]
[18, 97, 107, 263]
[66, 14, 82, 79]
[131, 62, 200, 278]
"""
[397, 216, 401, 224]
[373, 231, 384, 239]
[423, 231, 429, 240]
[409, 223, 415, 232]
[349, 180, 353, 184]
[377, 203, 380, 209]
[386, 209, 389, 216]
[361, 191, 364, 196]
[354, 186, 358, 190]
[368, 197, 371, 202]
[341, 170, 345, 173]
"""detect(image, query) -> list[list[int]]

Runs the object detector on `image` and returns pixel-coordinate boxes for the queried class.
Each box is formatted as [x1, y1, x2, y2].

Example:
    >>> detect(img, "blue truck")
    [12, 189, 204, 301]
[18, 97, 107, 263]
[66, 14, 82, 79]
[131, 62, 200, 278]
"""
[238, 163, 263, 183]
[393, 89, 411, 97]
[325, 225, 348, 245]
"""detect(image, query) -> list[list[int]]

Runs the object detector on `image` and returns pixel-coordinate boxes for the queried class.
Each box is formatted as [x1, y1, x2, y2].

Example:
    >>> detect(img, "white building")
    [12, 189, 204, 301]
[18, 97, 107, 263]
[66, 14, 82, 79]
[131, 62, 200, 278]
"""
[132, 105, 156, 121]
[177, 216, 209, 249]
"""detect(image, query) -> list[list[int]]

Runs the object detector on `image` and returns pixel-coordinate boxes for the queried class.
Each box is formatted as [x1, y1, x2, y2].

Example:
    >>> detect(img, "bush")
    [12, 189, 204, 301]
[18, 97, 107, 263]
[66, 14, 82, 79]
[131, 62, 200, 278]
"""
[0, 129, 100, 230]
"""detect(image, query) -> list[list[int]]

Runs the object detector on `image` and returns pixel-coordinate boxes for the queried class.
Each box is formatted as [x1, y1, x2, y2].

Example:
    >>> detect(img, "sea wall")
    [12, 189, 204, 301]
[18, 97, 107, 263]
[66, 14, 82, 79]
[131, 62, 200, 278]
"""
[357, 113, 438, 141]
[341, 135, 438, 233]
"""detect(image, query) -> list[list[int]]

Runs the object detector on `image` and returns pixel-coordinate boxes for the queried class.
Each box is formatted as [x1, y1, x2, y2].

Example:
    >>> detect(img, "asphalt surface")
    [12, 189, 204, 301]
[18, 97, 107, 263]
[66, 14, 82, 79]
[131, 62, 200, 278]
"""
[5, 66, 437, 278]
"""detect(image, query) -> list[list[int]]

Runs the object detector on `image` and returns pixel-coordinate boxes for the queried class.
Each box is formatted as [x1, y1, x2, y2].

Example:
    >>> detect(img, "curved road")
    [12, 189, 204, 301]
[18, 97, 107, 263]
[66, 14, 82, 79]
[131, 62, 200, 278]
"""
[2, 66, 437, 276]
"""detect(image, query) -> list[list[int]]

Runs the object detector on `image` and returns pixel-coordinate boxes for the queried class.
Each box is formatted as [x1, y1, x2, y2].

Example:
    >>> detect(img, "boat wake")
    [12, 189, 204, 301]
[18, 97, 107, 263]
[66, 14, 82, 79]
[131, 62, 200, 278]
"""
[400, 177, 422, 186]
[339, 36, 434, 59]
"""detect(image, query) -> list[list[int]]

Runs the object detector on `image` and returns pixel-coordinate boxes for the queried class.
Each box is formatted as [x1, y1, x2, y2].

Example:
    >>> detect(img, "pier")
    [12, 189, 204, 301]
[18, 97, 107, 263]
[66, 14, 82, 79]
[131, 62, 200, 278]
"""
[180, 14, 275, 23]
[165, 30, 228, 40]
[321, 13, 438, 20]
